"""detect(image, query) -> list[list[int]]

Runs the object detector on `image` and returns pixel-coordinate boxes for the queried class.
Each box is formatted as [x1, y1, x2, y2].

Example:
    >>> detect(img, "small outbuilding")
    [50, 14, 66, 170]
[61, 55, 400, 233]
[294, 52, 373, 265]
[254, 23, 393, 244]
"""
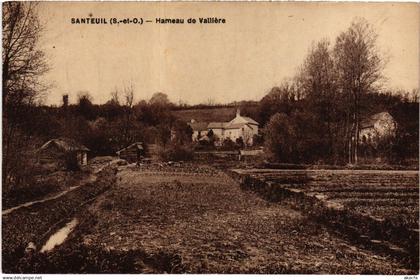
[116, 142, 145, 163]
[38, 138, 90, 170]
[360, 112, 397, 143]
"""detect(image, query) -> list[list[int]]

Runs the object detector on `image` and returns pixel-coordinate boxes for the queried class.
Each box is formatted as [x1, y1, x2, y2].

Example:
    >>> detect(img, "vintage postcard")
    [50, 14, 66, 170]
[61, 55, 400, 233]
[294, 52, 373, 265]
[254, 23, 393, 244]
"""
[2, 1, 419, 277]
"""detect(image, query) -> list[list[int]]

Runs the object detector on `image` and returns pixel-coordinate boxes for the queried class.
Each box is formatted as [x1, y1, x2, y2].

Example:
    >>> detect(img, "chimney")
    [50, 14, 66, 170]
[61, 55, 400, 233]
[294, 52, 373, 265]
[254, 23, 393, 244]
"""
[236, 108, 240, 117]
[62, 94, 69, 108]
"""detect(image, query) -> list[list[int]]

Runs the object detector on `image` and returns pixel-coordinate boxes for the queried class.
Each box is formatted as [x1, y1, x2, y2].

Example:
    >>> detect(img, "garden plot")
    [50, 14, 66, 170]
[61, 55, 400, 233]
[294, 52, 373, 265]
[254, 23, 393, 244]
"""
[232, 168, 419, 269]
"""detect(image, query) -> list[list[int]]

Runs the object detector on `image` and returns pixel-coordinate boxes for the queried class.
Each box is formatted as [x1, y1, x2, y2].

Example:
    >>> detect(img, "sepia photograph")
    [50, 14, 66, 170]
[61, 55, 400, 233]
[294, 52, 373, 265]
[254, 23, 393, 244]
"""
[1, 1, 419, 277]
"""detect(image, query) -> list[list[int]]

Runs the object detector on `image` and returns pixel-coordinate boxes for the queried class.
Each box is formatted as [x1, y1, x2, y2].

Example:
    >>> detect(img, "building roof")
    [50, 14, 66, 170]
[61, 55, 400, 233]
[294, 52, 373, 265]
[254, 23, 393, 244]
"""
[190, 109, 259, 130]
[361, 112, 393, 129]
[189, 122, 209, 132]
[208, 121, 256, 130]
[208, 122, 229, 129]
[225, 123, 249, 129]
[39, 138, 90, 152]
[240, 116, 259, 125]
[116, 142, 144, 154]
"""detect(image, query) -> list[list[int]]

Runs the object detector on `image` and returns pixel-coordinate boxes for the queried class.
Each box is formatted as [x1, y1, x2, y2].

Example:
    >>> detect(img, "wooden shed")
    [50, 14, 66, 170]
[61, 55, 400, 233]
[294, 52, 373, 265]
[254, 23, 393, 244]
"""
[38, 138, 90, 170]
[116, 142, 145, 163]
[145, 144, 159, 161]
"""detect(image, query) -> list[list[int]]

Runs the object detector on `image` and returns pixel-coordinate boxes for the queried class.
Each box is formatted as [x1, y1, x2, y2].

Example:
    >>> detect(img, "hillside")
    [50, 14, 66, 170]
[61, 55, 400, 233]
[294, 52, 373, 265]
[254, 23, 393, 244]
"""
[172, 107, 237, 123]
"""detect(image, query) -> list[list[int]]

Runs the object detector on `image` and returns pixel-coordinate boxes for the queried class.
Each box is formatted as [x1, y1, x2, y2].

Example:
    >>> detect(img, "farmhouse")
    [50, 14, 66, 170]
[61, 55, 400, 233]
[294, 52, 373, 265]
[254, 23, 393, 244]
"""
[360, 111, 397, 143]
[189, 109, 259, 146]
[38, 138, 90, 169]
[116, 142, 144, 163]
[189, 120, 210, 142]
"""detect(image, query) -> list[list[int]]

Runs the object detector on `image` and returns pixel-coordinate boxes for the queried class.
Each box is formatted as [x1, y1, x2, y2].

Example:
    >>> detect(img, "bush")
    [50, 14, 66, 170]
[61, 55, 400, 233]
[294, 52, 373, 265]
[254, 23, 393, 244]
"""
[64, 152, 80, 171]
[252, 134, 264, 146]
[264, 112, 327, 163]
[158, 144, 194, 161]
[220, 138, 237, 150]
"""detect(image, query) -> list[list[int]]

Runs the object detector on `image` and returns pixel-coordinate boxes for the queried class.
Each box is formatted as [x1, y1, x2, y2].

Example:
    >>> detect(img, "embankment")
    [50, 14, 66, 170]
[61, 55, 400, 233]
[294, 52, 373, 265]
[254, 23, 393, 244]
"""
[2, 165, 117, 273]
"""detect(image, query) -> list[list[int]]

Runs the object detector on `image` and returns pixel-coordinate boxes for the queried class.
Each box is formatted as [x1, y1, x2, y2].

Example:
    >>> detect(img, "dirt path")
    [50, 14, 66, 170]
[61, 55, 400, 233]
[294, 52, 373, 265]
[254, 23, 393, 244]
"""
[2, 163, 113, 216]
[79, 164, 412, 274]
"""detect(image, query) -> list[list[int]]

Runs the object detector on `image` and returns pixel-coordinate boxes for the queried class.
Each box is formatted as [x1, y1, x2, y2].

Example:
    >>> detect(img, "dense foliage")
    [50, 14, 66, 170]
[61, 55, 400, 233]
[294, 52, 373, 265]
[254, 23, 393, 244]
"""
[260, 18, 418, 165]
[2, 7, 418, 193]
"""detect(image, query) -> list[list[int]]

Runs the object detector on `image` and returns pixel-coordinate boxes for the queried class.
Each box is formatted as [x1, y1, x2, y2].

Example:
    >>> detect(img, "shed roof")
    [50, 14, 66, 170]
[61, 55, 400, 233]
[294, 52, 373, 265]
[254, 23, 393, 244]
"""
[39, 138, 90, 153]
[361, 112, 393, 129]
[116, 142, 144, 154]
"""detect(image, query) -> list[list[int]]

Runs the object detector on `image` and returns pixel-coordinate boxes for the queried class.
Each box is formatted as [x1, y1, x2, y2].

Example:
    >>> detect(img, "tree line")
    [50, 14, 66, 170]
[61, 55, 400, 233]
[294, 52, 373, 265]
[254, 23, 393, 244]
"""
[2, 3, 418, 192]
[258, 18, 418, 165]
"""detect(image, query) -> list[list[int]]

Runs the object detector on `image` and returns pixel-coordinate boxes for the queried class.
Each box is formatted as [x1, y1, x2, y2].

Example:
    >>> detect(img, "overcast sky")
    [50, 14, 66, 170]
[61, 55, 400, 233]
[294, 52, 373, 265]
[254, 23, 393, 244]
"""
[37, 2, 419, 105]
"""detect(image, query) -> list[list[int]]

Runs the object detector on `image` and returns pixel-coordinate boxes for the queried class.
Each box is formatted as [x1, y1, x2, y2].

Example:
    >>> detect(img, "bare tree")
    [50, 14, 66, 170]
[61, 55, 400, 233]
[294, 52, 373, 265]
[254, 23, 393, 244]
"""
[110, 88, 120, 105]
[124, 83, 134, 108]
[205, 97, 216, 106]
[2, 2, 48, 108]
[122, 83, 135, 146]
[334, 18, 385, 164]
[2, 2, 48, 189]
[410, 88, 419, 103]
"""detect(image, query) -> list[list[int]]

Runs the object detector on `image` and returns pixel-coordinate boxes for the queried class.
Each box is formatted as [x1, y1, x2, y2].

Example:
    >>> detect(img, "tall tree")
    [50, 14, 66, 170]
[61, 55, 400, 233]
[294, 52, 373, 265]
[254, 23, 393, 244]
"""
[259, 81, 297, 125]
[122, 83, 135, 146]
[297, 39, 339, 159]
[334, 18, 385, 164]
[77, 92, 95, 120]
[2, 2, 48, 189]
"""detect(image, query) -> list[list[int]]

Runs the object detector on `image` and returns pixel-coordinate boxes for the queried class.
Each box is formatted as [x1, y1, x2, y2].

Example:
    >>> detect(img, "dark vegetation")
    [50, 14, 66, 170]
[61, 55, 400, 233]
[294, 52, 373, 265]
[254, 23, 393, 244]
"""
[260, 19, 419, 165]
[2, 170, 88, 209]
[2, 4, 418, 203]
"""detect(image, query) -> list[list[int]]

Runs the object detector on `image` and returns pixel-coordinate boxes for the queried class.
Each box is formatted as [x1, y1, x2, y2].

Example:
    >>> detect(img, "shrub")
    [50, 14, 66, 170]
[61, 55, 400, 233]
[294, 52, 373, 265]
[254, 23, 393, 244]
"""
[221, 138, 237, 150]
[64, 152, 80, 171]
[158, 144, 194, 161]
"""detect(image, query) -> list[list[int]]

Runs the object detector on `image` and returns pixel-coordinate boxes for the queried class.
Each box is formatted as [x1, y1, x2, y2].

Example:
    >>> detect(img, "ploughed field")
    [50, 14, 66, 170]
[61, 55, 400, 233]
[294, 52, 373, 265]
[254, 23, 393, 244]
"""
[59, 164, 414, 273]
[231, 168, 419, 269]
[5, 163, 417, 273]
[232, 169, 419, 229]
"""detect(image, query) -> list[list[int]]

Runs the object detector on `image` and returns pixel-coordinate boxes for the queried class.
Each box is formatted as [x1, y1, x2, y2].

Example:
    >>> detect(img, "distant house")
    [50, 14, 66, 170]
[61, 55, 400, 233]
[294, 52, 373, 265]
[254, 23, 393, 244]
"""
[116, 142, 144, 163]
[38, 138, 90, 169]
[359, 112, 397, 143]
[189, 120, 209, 142]
[188, 109, 259, 146]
